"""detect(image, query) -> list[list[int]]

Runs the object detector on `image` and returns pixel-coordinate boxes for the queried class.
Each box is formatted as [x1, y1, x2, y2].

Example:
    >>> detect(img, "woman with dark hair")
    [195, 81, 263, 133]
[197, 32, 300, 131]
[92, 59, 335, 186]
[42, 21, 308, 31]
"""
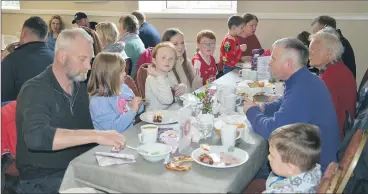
[160, 28, 202, 93]
[237, 13, 262, 58]
[46, 15, 65, 51]
[118, 14, 145, 78]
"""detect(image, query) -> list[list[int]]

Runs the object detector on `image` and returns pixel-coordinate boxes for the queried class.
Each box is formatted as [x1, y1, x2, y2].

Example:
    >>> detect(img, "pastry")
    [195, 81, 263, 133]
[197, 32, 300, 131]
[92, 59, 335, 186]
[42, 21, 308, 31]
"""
[165, 161, 192, 172]
[199, 153, 214, 165]
[166, 155, 193, 172]
[153, 113, 163, 123]
[200, 144, 211, 152]
[247, 81, 265, 88]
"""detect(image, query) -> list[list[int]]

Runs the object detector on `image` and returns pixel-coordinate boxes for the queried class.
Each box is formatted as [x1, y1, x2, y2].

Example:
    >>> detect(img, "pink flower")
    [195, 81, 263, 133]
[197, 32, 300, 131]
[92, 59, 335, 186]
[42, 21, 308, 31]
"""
[203, 98, 209, 103]
[208, 89, 216, 96]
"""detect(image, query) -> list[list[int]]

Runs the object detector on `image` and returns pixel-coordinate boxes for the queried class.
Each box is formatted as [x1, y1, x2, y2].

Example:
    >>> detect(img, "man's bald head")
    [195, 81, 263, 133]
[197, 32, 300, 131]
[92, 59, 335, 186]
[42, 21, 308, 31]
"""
[131, 10, 146, 26]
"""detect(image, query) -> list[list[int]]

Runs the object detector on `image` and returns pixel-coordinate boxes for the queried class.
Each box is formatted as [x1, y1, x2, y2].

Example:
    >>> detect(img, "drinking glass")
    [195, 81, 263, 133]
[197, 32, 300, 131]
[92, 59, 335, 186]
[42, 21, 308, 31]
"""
[198, 114, 214, 140]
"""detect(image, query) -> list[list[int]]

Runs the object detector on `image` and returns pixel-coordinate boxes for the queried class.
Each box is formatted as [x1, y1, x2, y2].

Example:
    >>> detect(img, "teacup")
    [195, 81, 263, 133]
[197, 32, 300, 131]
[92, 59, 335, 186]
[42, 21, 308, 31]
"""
[138, 125, 158, 144]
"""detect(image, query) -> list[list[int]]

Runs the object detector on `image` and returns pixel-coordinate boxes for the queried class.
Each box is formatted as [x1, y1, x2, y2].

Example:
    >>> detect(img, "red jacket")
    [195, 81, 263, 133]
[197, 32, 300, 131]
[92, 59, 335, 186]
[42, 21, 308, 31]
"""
[135, 47, 153, 76]
[320, 61, 356, 138]
[191, 52, 217, 84]
[219, 34, 242, 71]
[1, 101, 17, 157]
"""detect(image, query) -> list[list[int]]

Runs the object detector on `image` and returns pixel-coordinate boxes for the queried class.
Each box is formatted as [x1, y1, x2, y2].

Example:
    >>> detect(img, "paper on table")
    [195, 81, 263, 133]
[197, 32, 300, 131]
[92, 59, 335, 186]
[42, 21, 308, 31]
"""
[95, 152, 136, 167]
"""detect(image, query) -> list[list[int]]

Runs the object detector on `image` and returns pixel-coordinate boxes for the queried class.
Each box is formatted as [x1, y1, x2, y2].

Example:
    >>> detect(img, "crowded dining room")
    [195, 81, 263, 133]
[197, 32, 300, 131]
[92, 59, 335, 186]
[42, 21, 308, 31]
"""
[1, 0, 368, 193]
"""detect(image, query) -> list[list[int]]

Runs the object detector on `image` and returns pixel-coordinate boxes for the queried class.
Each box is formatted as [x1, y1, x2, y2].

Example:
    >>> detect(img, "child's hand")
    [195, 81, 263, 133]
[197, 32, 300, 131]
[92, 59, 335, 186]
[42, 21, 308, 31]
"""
[240, 44, 247, 52]
[147, 64, 160, 77]
[193, 60, 201, 77]
[174, 83, 187, 96]
[131, 97, 142, 112]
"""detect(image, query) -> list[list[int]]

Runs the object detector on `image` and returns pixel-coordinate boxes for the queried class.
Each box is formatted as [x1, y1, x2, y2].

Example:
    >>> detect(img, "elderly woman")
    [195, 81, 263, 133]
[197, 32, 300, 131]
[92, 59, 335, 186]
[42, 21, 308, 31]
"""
[118, 14, 145, 78]
[309, 27, 356, 138]
[96, 22, 128, 60]
[46, 15, 65, 51]
[237, 13, 262, 59]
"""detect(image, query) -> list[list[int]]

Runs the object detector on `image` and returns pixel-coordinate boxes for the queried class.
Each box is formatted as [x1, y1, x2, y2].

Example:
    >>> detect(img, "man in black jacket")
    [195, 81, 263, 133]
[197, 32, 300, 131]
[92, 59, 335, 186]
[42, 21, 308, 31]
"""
[16, 28, 126, 193]
[311, 15, 356, 79]
[1, 16, 53, 102]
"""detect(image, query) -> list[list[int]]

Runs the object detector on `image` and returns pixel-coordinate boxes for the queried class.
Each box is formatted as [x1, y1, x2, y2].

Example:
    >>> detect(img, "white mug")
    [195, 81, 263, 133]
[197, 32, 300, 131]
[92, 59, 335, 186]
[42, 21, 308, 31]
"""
[138, 125, 158, 144]
[221, 124, 237, 148]
[239, 69, 257, 81]
[223, 94, 242, 114]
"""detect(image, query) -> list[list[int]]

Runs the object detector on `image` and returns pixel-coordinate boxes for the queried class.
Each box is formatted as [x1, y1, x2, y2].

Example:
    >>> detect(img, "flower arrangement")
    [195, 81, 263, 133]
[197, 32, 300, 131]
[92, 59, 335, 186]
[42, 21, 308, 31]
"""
[194, 81, 216, 114]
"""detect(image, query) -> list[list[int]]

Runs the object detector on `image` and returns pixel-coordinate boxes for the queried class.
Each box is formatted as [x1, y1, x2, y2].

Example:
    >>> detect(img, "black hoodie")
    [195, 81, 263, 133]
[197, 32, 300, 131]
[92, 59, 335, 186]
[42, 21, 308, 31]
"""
[338, 29, 356, 79]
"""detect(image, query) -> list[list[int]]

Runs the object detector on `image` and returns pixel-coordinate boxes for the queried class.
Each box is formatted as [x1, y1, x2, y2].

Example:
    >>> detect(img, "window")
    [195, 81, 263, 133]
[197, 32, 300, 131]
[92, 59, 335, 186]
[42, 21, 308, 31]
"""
[1, 1, 20, 9]
[139, 1, 236, 14]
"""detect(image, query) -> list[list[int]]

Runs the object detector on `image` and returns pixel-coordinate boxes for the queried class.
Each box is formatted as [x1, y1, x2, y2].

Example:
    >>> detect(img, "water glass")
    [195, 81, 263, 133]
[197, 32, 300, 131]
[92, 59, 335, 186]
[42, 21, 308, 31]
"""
[198, 114, 214, 140]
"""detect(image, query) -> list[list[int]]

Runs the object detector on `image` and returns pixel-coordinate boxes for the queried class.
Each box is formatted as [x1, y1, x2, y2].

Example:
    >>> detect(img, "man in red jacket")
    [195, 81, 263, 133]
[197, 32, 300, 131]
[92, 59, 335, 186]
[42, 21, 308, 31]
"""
[309, 27, 357, 139]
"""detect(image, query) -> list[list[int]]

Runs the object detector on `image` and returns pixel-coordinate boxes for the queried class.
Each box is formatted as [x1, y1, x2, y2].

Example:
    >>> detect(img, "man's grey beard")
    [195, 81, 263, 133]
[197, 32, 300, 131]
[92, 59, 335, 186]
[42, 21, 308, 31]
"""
[64, 60, 88, 82]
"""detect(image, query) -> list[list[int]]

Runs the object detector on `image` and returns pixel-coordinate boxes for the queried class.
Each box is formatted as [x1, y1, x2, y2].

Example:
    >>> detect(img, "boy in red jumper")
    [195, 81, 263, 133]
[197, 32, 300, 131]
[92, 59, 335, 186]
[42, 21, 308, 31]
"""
[192, 30, 217, 84]
[219, 15, 247, 74]
[309, 28, 356, 139]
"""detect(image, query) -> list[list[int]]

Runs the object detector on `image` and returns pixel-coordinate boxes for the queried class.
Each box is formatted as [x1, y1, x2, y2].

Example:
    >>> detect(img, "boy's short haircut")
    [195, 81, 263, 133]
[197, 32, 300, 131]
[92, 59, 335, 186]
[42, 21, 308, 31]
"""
[269, 123, 321, 172]
[227, 15, 245, 29]
[196, 30, 216, 43]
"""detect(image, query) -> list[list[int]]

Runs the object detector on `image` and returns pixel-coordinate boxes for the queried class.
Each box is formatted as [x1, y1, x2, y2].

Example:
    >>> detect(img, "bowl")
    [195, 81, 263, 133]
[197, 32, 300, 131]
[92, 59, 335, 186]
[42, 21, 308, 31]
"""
[137, 143, 172, 162]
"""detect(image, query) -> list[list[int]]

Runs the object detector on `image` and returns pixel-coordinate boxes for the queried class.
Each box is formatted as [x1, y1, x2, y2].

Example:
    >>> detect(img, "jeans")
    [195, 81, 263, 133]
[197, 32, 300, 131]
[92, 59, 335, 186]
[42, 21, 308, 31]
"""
[16, 170, 65, 193]
[223, 65, 234, 74]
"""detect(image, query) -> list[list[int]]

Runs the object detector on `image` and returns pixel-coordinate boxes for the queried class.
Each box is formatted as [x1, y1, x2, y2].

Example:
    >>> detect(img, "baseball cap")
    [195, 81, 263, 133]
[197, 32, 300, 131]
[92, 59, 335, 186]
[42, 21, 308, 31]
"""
[72, 12, 88, 24]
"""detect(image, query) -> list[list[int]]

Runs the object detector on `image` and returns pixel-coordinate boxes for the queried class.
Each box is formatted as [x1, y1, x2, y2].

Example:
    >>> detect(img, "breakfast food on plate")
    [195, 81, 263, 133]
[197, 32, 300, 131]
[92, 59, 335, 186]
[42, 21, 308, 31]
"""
[153, 113, 163, 123]
[200, 144, 211, 152]
[247, 81, 265, 88]
[199, 153, 214, 165]
[165, 155, 193, 172]
[219, 152, 241, 166]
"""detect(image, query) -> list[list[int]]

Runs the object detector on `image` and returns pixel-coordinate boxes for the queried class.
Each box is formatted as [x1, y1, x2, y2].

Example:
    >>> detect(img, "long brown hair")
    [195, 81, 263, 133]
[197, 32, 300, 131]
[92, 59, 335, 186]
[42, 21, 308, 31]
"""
[87, 52, 126, 97]
[48, 15, 65, 34]
[161, 28, 194, 88]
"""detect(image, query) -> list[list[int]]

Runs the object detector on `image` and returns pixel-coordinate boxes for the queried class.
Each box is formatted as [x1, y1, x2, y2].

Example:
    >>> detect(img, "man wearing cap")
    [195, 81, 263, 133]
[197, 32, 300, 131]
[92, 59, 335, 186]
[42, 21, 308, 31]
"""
[72, 12, 89, 28]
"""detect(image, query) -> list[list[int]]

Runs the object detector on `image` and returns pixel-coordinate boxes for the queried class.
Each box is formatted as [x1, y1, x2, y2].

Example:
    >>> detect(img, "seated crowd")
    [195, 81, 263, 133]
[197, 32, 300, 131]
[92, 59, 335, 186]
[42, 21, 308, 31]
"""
[1, 10, 367, 194]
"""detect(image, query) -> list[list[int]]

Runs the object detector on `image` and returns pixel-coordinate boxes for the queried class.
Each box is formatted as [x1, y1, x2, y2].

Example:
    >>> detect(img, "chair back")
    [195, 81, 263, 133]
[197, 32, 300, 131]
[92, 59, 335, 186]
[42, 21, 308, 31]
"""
[319, 129, 368, 193]
[124, 75, 140, 97]
[135, 63, 150, 99]
[358, 67, 368, 95]
[125, 58, 132, 76]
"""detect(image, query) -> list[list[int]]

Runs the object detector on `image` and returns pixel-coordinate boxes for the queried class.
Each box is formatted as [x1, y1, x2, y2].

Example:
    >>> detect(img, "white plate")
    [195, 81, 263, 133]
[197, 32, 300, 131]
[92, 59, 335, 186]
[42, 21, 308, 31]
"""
[140, 110, 179, 125]
[191, 146, 248, 168]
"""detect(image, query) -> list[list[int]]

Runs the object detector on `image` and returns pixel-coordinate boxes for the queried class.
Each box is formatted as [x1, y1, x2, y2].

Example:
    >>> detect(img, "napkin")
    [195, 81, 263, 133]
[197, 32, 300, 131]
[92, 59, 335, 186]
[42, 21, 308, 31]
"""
[95, 152, 136, 167]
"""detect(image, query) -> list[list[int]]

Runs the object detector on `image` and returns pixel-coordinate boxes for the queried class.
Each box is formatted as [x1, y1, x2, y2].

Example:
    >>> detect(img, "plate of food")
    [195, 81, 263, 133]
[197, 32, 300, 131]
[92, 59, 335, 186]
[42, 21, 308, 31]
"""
[191, 145, 248, 168]
[140, 110, 179, 125]
[235, 62, 252, 69]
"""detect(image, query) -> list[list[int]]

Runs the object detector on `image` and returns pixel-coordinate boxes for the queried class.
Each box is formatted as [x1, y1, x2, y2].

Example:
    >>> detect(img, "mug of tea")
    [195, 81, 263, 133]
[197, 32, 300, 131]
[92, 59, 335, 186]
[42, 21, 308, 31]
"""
[138, 125, 158, 144]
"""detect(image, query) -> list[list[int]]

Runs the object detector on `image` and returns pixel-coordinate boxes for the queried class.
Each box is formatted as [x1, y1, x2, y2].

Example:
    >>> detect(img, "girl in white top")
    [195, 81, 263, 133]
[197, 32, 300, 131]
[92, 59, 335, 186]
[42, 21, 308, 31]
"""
[145, 42, 177, 111]
[161, 28, 203, 93]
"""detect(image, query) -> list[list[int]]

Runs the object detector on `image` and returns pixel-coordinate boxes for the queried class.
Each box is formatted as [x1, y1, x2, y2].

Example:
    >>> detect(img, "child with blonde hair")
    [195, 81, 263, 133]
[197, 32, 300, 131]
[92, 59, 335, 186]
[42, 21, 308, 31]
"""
[264, 123, 322, 193]
[96, 21, 128, 60]
[88, 52, 144, 132]
[145, 42, 178, 111]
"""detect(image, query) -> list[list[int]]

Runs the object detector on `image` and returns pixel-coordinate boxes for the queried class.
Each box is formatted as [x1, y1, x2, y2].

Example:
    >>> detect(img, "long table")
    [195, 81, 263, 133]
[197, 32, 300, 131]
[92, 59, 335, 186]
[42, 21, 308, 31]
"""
[59, 69, 268, 193]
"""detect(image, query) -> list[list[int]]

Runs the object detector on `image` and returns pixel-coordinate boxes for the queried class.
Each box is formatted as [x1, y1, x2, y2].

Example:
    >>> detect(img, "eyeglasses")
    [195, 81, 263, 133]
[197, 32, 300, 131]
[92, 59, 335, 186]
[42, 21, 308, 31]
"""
[200, 43, 216, 47]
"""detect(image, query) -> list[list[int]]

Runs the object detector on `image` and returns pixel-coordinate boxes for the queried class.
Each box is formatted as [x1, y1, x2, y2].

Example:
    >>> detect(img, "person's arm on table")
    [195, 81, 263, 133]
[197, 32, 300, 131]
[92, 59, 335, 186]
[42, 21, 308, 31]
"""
[20, 86, 126, 152]
[244, 96, 308, 139]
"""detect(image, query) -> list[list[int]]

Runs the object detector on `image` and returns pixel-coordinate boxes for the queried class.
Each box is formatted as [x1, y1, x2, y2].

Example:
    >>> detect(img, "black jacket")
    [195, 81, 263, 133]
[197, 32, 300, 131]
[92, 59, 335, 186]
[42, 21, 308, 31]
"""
[338, 29, 356, 79]
[16, 66, 96, 180]
[1, 41, 53, 102]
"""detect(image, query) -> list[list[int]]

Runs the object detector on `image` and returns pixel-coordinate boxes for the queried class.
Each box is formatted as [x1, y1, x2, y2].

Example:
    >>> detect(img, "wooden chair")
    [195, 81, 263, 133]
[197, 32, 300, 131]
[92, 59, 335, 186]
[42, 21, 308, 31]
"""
[318, 129, 368, 193]
[242, 179, 266, 193]
[125, 58, 132, 76]
[124, 75, 140, 97]
[135, 63, 150, 99]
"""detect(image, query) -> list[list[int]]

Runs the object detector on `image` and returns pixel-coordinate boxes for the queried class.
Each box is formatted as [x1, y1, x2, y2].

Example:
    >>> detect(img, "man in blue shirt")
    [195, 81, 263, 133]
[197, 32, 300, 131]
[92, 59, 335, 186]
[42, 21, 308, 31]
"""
[131, 10, 161, 48]
[243, 37, 340, 173]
